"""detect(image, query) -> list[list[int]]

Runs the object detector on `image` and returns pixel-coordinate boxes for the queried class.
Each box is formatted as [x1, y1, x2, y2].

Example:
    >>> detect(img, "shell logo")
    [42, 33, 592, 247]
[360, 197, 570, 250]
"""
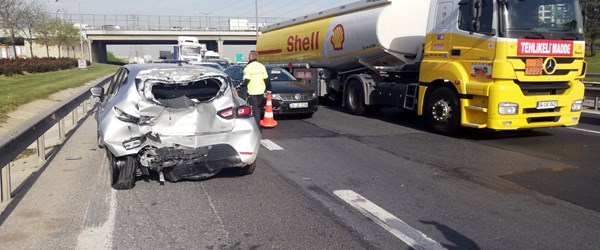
[331, 24, 345, 51]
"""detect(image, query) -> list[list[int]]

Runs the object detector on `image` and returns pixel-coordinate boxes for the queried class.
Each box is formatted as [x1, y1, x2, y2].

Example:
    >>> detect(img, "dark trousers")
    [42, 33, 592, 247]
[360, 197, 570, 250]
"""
[248, 94, 264, 127]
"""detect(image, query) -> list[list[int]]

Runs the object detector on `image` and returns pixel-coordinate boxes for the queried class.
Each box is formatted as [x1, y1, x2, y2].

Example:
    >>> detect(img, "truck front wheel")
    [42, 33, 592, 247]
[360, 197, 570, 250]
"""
[424, 87, 461, 135]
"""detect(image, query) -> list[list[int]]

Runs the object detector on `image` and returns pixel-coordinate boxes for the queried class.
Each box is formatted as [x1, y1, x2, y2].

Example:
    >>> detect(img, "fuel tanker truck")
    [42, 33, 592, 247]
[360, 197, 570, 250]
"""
[256, 0, 587, 134]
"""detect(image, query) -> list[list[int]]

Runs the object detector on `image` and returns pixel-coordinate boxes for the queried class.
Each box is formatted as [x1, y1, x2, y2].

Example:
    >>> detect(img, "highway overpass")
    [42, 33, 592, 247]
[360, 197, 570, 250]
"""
[84, 30, 258, 63]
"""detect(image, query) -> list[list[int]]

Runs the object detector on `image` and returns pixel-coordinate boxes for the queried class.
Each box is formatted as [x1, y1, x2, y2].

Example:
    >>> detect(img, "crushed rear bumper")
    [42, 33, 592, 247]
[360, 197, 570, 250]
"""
[145, 144, 242, 181]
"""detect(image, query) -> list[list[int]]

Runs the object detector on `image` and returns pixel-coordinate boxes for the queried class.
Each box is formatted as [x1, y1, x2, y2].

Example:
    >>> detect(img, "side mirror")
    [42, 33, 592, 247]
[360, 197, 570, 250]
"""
[90, 87, 104, 101]
[471, 0, 483, 32]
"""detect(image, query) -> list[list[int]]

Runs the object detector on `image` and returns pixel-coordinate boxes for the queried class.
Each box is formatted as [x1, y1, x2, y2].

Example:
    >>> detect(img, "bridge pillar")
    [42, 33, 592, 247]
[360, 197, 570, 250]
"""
[217, 39, 224, 55]
[91, 41, 108, 64]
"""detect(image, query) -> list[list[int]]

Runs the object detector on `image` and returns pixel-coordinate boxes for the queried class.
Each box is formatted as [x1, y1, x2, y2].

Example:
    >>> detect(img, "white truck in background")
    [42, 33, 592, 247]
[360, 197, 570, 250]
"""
[204, 50, 221, 60]
[177, 36, 207, 62]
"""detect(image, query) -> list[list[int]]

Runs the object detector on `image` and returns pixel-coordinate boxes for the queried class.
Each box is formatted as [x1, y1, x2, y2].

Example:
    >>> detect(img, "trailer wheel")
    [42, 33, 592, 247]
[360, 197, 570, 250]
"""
[107, 151, 137, 190]
[345, 80, 367, 115]
[424, 87, 461, 135]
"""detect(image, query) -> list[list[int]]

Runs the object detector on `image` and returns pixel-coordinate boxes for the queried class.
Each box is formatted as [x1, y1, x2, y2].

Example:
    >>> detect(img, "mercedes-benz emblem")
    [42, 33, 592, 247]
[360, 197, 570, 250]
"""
[295, 93, 301, 100]
[543, 57, 557, 75]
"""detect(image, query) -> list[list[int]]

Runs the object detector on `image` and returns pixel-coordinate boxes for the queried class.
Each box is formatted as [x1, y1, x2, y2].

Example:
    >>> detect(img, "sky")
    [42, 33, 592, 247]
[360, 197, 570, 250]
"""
[41, 0, 358, 61]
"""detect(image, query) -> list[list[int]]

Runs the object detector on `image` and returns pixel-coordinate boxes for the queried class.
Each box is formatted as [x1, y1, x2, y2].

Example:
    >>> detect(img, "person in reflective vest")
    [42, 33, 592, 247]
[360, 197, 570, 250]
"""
[242, 50, 271, 129]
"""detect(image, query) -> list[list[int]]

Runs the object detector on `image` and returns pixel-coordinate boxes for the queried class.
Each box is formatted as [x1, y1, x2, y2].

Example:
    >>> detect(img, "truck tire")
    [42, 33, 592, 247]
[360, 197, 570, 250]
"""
[424, 87, 461, 135]
[235, 161, 256, 175]
[345, 80, 367, 115]
[107, 151, 137, 190]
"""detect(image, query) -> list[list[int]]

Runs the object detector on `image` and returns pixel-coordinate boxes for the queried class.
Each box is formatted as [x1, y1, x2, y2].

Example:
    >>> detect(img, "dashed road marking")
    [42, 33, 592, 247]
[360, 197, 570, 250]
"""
[261, 139, 284, 151]
[334, 190, 446, 250]
[568, 127, 600, 135]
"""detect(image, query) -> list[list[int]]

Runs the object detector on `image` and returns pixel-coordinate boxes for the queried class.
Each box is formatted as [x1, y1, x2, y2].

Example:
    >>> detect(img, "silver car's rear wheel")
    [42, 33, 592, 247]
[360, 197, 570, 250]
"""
[107, 151, 137, 190]
[235, 161, 256, 175]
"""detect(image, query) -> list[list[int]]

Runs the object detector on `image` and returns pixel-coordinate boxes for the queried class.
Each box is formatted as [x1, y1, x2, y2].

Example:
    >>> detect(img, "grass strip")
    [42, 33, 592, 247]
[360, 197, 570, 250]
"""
[0, 63, 118, 122]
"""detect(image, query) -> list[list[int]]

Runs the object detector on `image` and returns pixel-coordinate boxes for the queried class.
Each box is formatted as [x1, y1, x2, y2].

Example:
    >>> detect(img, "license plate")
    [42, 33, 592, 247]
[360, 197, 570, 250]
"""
[525, 58, 543, 76]
[289, 102, 309, 109]
[537, 100, 558, 109]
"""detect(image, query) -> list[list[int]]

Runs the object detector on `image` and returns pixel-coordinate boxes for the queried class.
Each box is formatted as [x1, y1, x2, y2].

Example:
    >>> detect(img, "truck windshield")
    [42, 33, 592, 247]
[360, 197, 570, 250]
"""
[180, 46, 202, 55]
[501, 0, 584, 40]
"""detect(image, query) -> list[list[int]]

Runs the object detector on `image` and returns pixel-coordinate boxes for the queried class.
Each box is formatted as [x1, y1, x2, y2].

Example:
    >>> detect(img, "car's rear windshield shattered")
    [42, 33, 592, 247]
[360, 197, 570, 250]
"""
[136, 68, 227, 108]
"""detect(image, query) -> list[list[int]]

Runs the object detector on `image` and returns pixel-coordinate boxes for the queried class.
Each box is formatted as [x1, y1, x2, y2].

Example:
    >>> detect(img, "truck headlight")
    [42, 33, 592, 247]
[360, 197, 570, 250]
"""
[498, 102, 518, 115]
[271, 93, 282, 100]
[571, 99, 583, 112]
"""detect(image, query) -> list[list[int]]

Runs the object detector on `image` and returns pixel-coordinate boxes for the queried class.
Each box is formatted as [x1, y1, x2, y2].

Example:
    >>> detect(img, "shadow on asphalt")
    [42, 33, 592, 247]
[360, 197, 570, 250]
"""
[580, 112, 600, 126]
[319, 105, 558, 141]
[420, 220, 481, 250]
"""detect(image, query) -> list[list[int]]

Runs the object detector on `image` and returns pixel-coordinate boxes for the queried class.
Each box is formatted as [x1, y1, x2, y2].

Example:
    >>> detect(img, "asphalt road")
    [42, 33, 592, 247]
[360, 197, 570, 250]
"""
[1, 107, 599, 250]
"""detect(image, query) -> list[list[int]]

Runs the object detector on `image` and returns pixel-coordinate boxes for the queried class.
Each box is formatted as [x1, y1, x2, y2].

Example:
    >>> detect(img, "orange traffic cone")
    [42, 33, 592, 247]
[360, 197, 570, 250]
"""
[260, 91, 278, 128]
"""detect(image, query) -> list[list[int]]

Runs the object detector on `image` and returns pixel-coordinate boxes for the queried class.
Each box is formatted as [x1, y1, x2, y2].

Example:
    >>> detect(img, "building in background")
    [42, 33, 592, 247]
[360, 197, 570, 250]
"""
[0, 37, 25, 59]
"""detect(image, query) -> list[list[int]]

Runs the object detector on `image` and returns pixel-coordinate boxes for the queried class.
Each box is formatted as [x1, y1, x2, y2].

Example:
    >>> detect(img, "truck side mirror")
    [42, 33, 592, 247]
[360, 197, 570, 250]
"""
[471, 0, 483, 32]
[458, 0, 482, 33]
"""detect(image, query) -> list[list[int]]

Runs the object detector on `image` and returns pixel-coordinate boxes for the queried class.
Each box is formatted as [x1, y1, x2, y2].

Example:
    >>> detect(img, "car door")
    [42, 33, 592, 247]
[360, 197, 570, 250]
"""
[97, 67, 127, 118]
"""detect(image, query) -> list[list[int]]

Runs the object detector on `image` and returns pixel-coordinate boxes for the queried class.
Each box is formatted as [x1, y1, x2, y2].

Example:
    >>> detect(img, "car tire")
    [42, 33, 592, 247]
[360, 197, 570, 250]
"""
[423, 87, 461, 136]
[107, 151, 136, 190]
[235, 161, 256, 175]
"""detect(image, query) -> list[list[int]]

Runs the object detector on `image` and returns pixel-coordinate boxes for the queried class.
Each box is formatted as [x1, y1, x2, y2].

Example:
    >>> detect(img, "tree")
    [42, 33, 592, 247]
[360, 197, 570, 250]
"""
[586, 0, 600, 56]
[53, 19, 79, 58]
[21, 2, 48, 58]
[34, 19, 58, 57]
[0, 0, 29, 58]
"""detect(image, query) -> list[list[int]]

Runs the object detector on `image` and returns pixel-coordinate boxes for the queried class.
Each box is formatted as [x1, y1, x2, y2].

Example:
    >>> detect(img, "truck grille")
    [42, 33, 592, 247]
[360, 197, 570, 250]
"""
[510, 57, 581, 76]
[515, 81, 569, 96]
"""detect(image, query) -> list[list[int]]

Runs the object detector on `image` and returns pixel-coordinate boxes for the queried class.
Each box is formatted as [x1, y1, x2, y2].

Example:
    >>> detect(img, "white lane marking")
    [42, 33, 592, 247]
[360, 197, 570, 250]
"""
[260, 139, 284, 151]
[76, 157, 117, 250]
[201, 182, 230, 241]
[568, 127, 600, 135]
[334, 190, 446, 250]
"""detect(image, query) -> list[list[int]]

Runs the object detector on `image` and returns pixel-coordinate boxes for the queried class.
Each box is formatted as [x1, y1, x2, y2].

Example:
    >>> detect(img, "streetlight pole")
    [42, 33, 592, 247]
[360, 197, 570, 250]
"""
[255, 0, 259, 39]
[196, 11, 213, 30]
[77, 1, 86, 68]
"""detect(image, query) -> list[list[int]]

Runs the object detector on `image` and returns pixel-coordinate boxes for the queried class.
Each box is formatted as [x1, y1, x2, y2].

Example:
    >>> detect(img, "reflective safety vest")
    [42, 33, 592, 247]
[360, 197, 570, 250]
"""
[243, 61, 268, 95]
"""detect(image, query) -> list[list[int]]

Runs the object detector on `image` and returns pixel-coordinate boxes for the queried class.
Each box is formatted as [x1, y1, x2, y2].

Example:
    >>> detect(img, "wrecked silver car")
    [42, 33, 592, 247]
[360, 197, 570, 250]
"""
[90, 64, 261, 190]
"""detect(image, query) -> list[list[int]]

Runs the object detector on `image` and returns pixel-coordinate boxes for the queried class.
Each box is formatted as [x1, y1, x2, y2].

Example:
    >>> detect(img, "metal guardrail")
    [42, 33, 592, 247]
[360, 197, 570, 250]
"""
[0, 75, 112, 204]
[584, 73, 600, 110]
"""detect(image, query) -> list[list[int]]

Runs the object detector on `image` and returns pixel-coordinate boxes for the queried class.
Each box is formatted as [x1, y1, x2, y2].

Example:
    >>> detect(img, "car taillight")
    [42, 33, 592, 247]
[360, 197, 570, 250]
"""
[237, 106, 252, 117]
[218, 108, 234, 119]
[218, 106, 252, 119]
